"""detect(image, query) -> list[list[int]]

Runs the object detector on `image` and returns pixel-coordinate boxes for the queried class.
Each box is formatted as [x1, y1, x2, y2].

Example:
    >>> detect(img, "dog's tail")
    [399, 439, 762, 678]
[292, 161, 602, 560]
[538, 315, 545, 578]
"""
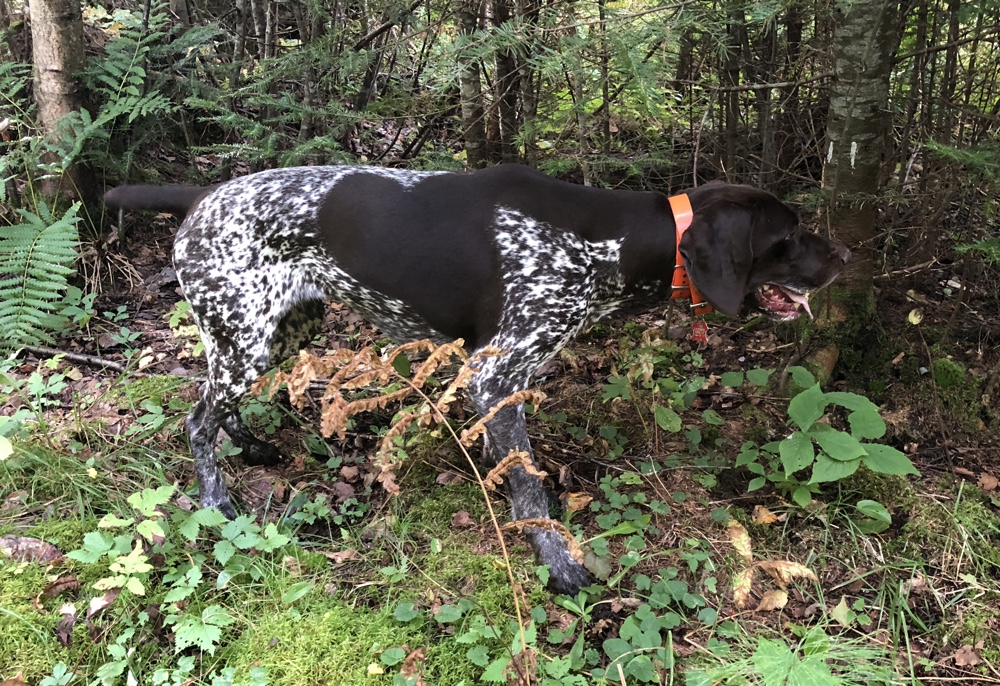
[104, 185, 218, 219]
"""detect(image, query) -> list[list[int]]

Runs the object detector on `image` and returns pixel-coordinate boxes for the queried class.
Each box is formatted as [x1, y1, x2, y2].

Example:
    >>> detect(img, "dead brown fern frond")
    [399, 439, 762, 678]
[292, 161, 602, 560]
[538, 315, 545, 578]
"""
[482, 450, 548, 491]
[459, 390, 547, 446]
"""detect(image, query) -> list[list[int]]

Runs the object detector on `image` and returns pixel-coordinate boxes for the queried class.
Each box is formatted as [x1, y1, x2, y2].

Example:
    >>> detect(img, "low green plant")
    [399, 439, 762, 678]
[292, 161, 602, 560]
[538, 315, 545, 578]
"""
[0, 202, 81, 348]
[735, 367, 918, 520]
[62, 483, 310, 682]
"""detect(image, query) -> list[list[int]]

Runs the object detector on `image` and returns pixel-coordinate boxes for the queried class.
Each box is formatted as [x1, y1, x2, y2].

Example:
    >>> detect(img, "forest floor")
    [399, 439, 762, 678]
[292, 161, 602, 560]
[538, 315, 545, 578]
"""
[2, 209, 1000, 685]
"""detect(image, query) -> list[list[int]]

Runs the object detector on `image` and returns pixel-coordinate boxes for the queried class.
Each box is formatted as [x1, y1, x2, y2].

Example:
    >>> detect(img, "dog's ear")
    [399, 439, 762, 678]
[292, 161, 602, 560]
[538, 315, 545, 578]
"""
[679, 204, 754, 317]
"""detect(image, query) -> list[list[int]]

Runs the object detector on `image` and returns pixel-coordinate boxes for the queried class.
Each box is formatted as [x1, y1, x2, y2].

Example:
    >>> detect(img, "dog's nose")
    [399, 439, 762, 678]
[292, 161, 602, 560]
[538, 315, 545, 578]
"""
[836, 244, 851, 264]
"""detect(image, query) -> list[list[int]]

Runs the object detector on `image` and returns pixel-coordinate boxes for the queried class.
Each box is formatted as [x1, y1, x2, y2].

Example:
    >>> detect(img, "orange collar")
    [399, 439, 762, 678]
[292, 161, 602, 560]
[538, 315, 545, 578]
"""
[668, 193, 713, 315]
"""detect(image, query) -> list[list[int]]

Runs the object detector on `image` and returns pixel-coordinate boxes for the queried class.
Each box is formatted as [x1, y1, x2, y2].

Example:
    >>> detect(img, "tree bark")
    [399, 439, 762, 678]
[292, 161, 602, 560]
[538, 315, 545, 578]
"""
[822, 0, 900, 290]
[28, 0, 94, 205]
[457, 0, 487, 167]
[492, 0, 520, 162]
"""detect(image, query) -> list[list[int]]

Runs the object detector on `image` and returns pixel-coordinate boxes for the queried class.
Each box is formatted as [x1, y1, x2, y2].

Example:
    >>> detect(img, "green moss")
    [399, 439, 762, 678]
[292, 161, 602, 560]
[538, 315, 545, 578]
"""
[933, 358, 967, 391]
[219, 596, 425, 684]
[103, 374, 188, 407]
[0, 564, 72, 679]
[931, 358, 982, 431]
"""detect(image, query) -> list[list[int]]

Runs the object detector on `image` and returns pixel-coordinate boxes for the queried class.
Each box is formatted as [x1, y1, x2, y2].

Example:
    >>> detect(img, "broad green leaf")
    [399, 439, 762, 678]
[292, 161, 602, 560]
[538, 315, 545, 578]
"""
[127, 484, 176, 516]
[720, 371, 744, 387]
[854, 500, 892, 533]
[702, 409, 725, 426]
[792, 486, 812, 508]
[809, 454, 860, 484]
[746, 368, 773, 387]
[626, 655, 657, 682]
[823, 392, 879, 413]
[603, 637, 632, 663]
[98, 513, 135, 528]
[862, 444, 919, 476]
[125, 577, 145, 596]
[653, 404, 682, 432]
[751, 638, 796, 684]
[380, 647, 407, 666]
[800, 626, 830, 656]
[779, 432, 815, 475]
[848, 409, 886, 440]
[434, 604, 463, 623]
[788, 366, 816, 389]
[280, 581, 313, 604]
[394, 602, 420, 622]
[809, 426, 867, 461]
[136, 518, 166, 543]
[786, 656, 837, 686]
[466, 645, 490, 667]
[214, 539, 237, 566]
[787, 384, 826, 431]
[481, 656, 510, 682]
[193, 508, 229, 527]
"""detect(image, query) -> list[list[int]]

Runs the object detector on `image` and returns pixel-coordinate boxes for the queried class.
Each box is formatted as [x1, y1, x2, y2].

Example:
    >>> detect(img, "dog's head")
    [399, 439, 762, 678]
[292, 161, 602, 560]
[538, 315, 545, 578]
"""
[680, 182, 850, 320]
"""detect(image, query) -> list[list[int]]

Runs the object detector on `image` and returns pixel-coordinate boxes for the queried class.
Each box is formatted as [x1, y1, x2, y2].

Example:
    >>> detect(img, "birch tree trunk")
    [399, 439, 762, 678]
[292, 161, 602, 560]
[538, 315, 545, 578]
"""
[822, 0, 899, 290]
[457, 0, 487, 167]
[29, 0, 93, 204]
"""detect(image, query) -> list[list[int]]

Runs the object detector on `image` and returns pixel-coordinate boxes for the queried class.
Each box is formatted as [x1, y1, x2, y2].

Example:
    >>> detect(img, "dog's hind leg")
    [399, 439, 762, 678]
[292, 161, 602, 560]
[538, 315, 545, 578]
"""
[217, 299, 325, 466]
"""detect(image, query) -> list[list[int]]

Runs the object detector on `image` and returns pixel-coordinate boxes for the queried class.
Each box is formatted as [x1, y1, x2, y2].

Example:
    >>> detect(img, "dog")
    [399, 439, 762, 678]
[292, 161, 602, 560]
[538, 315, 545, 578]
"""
[105, 163, 850, 595]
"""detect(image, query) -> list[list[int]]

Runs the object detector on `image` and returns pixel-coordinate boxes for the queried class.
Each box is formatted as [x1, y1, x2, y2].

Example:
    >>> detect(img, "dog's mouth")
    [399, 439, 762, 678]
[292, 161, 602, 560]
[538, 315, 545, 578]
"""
[755, 284, 813, 321]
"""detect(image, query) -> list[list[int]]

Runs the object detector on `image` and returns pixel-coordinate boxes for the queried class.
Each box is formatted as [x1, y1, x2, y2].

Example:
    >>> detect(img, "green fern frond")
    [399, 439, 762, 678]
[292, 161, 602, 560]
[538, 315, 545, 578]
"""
[0, 203, 80, 348]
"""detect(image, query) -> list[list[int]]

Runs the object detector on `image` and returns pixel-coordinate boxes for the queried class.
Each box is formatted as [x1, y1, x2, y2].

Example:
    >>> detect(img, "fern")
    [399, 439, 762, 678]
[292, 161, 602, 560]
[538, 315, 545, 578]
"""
[0, 203, 80, 347]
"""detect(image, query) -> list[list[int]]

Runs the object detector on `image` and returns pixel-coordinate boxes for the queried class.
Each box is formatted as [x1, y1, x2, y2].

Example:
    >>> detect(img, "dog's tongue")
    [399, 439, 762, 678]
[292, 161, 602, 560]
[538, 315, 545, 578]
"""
[778, 286, 813, 320]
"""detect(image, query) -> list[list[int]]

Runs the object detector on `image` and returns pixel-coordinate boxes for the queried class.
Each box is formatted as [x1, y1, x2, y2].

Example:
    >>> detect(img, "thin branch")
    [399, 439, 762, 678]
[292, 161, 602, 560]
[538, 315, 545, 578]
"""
[352, 0, 424, 51]
[17, 345, 128, 373]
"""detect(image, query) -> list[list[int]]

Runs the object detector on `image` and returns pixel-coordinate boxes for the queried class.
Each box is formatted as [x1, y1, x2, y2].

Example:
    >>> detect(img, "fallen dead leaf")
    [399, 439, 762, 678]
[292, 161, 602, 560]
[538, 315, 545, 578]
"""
[0, 674, 28, 686]
[341, 465, 360, 483]
[978, 472, 998, 493]
[332, 481, 355, 503]
[87, 589, 121, 619]
[756, 589, 788, 612]
[564, 492, 593, 514]
[41, 574, 80, 600]
[55, 603, 77, 647]
[732, 568, 755, 609]
[435, 470, 466, 485]
[0, 535, 63, 563]
[451, 511, 476, 529]
[954, 644, 981, 667]
[727, 520, 753, 563]
[325, 549, 360, 564]
[400, 648, 426, 685]
[901, 571, 928, 596]
[758, 560, 818, 588]
[751, 505, 779, 526]
[282, 556, 303, 576]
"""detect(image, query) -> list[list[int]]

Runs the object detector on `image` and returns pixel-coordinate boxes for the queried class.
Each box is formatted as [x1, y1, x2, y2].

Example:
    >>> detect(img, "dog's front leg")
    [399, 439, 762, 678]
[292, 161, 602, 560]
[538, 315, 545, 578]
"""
[186, 391, 238, 519]
[469, 375, 593, 596]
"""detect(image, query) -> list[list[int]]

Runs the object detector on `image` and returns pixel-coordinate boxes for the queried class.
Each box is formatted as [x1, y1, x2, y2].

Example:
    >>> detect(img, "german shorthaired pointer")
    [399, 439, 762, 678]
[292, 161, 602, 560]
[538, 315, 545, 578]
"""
[105, 164, 849, 595]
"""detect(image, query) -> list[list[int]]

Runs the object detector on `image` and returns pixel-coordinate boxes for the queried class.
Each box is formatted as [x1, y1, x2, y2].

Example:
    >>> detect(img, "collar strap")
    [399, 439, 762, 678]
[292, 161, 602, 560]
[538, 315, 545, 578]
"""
[668, 193, 713, 315]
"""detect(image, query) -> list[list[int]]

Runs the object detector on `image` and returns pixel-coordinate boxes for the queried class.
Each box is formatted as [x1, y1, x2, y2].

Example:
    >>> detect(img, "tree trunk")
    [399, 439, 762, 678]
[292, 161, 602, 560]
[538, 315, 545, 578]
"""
[492, 0, 520, 162]
[822, 0, 899, 291]
[457, 0, 487, 167]
[28, 0, 93, 206]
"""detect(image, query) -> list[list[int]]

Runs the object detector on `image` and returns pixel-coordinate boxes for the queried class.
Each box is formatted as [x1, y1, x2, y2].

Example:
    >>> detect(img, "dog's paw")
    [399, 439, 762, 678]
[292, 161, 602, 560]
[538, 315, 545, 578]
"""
[546, 558, 594, 597]
[532, 528, 595, 596]
[239, 441, 284, 467]
[201, 495, 238, 520]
